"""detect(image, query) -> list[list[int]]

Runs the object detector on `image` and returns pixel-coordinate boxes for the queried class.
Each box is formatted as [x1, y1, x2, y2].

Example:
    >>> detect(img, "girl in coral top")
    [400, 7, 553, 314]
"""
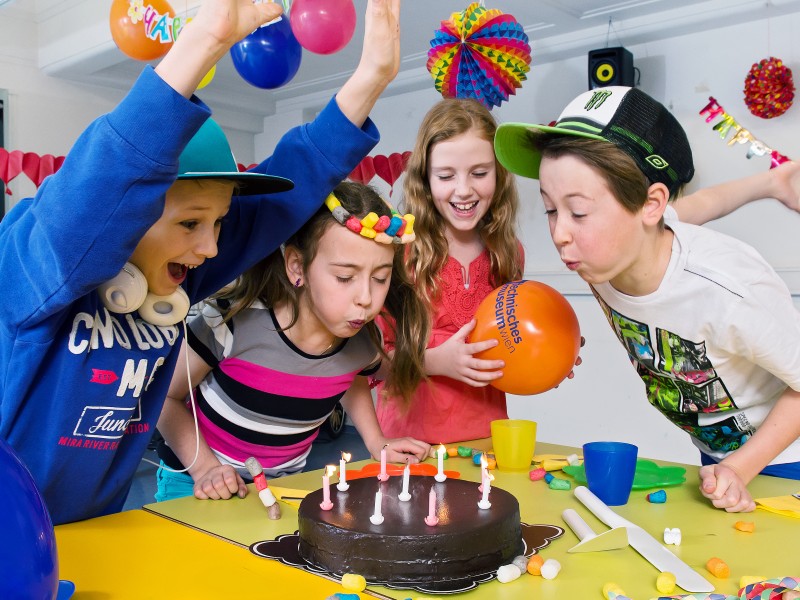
[375, 99, 524, 443]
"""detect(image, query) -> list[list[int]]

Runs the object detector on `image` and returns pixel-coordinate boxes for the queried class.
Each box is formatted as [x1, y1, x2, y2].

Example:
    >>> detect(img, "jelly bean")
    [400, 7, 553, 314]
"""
[548, 477, 571, 490]
[446, 447, 458, 458]
[486, 457, 497, 470]
[373, 215, 391, 232]
[472, 453, 483, 465]
[341, 573, 367, 592]
[544, 472, 554, 483]
[647, 489, 667, 503]
[529, 468, 547, 481]
[511, 555, 528, 572]
[734, 520, 755, 532]
[706, 557, 730, 579]
[360, 212, 379, 228]
[526, 554, 544, 576]
[457, 446, 472, 457]
[496, 564, 522, 583]
[656, 571, 676, 593]
[663, 527, 681, 545]
[540, 558, 561, 580]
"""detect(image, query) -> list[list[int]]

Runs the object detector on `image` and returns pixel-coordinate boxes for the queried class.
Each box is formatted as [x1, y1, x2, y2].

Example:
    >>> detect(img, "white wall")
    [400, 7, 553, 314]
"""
[260, 12, 800, 465]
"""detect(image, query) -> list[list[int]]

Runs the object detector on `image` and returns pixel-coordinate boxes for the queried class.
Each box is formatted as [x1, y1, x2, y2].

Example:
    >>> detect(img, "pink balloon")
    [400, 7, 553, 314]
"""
[290, 0, 356, 55]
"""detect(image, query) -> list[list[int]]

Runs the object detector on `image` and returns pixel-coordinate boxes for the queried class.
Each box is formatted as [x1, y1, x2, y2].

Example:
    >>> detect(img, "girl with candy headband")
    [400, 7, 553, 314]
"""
[374, 98, 533, 444]
[155, 181, 432, 501]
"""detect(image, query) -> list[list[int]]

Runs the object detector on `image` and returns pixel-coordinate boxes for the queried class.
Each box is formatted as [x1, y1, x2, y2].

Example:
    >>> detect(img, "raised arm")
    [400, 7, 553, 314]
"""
[335, 0, 401, 127]
[674, 160, 800, 225]
[155, 0, 284, 97]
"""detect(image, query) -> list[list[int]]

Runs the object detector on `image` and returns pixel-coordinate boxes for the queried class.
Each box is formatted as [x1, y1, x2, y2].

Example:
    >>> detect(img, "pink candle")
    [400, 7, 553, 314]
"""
[378, 444, 389, 481]
[424, 488, 439, 526]
[434, 444, 446, 482]
[320, 465, 335, 510]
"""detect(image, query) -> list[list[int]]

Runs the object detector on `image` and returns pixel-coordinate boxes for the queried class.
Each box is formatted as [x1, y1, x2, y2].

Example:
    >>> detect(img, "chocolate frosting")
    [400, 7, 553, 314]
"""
[298, 474, 523, 585]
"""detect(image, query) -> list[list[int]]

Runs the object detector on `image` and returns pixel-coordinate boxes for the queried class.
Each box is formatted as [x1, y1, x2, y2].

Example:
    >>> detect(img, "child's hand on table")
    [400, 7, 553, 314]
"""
[699, 462, 756, 512]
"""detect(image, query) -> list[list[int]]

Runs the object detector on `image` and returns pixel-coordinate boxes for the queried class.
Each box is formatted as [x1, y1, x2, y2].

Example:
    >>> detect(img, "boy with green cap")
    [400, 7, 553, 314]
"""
[0, 0, 401, 524]
[495, 86, 800, 512]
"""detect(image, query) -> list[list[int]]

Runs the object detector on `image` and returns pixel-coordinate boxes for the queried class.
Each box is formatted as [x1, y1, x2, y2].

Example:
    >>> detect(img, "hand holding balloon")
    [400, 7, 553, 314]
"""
[425, 319, 505, 388]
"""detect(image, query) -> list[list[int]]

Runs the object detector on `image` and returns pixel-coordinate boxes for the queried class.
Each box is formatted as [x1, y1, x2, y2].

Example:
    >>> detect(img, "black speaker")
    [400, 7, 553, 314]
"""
[588, 47, 634, 89]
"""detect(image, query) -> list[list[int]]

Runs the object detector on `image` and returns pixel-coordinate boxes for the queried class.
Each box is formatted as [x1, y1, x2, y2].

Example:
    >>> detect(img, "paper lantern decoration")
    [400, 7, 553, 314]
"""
[427, 2, 531, 110]
[743, 57, 795, 119]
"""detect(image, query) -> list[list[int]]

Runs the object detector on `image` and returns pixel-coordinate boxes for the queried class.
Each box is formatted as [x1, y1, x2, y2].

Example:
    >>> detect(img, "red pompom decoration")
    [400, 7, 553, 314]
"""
[743, 57, 794, 119]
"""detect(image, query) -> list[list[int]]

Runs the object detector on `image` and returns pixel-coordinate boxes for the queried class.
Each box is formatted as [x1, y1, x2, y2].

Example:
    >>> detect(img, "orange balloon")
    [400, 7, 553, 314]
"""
[109, 0, 175, 61]
[471, 280, 581, 395]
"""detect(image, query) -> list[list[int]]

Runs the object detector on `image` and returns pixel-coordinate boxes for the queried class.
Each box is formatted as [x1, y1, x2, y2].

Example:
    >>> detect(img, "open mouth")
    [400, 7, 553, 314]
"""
[168, 262, 189, 283]
[450, 201, 478, 215]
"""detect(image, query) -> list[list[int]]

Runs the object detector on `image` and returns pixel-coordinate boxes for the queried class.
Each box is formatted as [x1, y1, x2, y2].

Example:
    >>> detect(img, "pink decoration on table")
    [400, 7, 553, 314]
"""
[378, 445, 389, 481]
[424, 488, 439, 526]
[320, 465, 335, 510]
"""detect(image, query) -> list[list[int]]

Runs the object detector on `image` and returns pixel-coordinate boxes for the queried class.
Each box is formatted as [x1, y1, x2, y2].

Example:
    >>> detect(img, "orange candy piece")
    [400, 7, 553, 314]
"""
[734, 520, 755, 533]
[446, 447, 458, 457]
[527, 554, 545, 576]
[706, 557, 730, 579]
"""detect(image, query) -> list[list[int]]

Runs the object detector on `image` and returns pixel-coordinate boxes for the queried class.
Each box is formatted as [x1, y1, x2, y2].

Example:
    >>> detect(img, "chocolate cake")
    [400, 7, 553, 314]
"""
[297, 474, 524, 585]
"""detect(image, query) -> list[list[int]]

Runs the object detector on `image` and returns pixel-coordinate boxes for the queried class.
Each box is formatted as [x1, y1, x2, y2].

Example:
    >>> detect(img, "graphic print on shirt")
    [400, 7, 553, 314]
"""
[595, 295, 753, 453]
[59, 307, 180, 449]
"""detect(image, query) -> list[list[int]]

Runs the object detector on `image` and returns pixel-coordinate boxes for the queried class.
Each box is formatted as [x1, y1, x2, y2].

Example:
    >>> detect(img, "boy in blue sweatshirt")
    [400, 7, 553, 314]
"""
[0, 0, 402, 524]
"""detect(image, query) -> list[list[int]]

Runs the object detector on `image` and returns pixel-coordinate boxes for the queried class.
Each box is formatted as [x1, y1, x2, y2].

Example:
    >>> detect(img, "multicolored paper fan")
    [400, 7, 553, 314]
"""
[743, 57, 795, 119]
[427, 2, 531, 110]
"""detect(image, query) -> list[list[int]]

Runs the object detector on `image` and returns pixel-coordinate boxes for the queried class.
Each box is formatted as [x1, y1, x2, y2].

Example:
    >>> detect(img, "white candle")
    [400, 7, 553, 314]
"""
[337, 451, 351, 492]
[370, 490, 384, 524]
[478, 453, 488, 492]
[398, 461, 411, 502]
[378, 444, 389, 481]
[320, 465, 335, 510]
[478, 473, 492, 510]
[424, 488, 439, 526]
[434, 444, 447, 482]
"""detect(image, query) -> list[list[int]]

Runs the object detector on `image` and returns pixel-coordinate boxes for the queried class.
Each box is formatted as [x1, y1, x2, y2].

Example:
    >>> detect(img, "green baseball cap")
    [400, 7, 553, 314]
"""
[177, 118, 293, 195]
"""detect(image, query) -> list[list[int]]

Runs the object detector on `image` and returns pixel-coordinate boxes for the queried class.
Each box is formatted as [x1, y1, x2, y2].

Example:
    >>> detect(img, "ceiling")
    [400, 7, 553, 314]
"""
[5, 0, 798, 129]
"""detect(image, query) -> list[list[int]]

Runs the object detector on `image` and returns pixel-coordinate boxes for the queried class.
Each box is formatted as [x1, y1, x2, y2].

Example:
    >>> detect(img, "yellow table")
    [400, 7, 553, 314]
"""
[56, 441, 800, 599]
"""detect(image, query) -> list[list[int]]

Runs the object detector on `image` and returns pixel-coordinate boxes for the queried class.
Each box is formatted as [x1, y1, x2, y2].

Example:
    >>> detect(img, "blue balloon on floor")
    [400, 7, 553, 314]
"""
[0, 437, 58, 599]
[230, 17, 302, 89]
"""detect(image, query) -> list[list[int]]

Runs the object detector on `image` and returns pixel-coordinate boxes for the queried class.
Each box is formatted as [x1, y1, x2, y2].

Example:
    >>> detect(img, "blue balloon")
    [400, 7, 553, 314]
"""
[0, 437, 58, 600]
[230, 17, 302, 89]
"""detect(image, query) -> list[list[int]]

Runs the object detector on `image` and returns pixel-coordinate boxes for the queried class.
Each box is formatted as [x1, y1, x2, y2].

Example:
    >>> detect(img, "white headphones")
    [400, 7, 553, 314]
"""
[97, 262, 190, 327]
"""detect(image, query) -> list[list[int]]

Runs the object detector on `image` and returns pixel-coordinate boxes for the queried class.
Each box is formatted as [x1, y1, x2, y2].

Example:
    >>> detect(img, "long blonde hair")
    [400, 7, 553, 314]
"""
[211, 181, 430, 402]
[404, 98, 522, 306]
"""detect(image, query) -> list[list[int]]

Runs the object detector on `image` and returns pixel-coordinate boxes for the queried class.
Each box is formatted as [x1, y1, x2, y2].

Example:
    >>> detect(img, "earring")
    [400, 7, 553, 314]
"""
[294, 278, 302, 288]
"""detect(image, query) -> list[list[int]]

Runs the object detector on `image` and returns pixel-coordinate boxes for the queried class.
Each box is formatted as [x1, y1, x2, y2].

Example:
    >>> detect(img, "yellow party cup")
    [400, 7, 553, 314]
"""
[491, 419, 537, 471]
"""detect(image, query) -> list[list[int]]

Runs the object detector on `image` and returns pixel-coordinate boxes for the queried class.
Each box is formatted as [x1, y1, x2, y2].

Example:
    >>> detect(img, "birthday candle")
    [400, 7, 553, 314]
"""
[478, 473, 493, 510]
[424, 488, 439, 526]
[370, 490, 384, 524]
[434, 444, 447, 482]
[398, 461, 411, 502]
[378, 444, 389, 481]
[337, 451, 351, 492]
[320, 465, 335, 510]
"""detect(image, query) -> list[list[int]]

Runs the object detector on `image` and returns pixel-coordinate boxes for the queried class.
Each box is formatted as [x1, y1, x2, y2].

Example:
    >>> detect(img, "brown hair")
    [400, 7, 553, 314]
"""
[212, 181, 430, 402]
[533, 133, 679, 217]
[404, 98, 522, 307]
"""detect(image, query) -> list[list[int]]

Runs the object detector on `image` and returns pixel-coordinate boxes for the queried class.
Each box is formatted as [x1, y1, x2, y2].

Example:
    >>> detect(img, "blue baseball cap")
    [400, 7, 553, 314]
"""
[177, 118, 293, 195]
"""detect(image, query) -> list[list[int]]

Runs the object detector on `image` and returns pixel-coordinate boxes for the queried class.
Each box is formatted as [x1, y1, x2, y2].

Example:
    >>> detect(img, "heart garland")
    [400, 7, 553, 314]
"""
[0, 148, 66, 194]
[348, 151, 411, 195]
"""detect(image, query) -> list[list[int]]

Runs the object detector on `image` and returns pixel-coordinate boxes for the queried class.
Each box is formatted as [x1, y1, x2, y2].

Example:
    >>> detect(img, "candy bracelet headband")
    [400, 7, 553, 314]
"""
[325, 193, 416, 244]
